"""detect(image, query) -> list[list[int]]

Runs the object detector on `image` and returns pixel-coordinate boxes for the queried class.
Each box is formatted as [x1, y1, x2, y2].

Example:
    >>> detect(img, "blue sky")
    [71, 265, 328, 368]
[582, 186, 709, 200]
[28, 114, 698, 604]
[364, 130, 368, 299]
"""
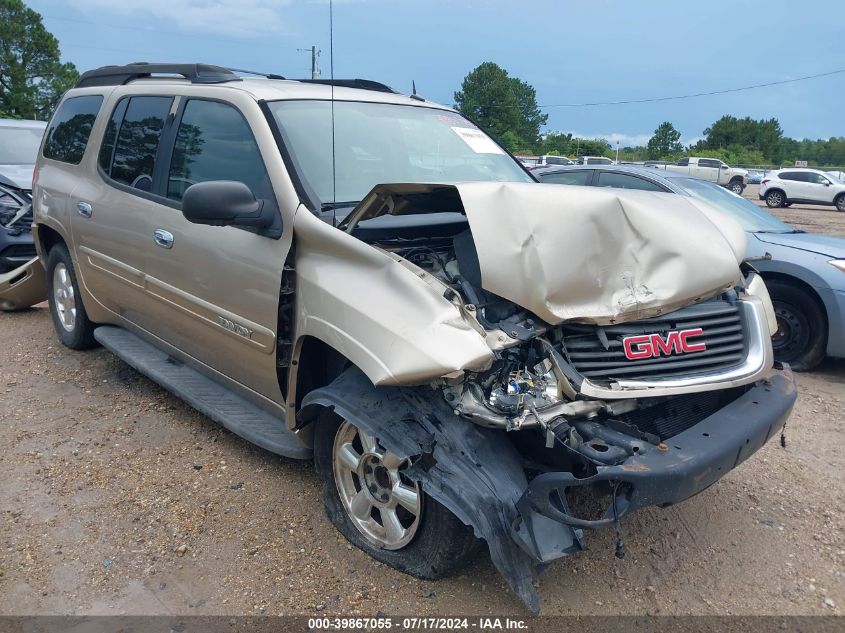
[30, 0, 845, 146]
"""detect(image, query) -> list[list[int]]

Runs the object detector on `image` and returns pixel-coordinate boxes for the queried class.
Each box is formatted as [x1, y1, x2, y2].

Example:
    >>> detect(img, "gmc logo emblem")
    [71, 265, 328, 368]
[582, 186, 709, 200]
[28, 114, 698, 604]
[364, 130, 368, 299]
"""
[622, 328, 707, 360]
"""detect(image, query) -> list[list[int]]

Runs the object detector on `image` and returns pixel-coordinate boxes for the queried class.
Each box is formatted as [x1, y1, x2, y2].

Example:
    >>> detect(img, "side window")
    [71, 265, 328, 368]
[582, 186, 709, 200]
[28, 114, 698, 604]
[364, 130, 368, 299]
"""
[676, 158, 689, 167]
[539, 170, 592, 186]
[596, 171, 666, 192]
[98, 99, 129, 175]
[780, 171, 806, 182]
[807, 172, 829, 185]
[42, 95, 104, 164]
[167, 100, 271, 203]
[110, 96, 173, 192]
[698, 158, 719, 169]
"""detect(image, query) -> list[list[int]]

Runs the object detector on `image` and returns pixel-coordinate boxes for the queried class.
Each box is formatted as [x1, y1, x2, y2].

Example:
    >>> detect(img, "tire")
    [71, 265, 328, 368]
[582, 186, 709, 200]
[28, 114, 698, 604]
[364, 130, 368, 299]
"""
[835, 194, 845, 212]
[766, 278, 827, 371]
[728, 179, 744, 195]
[765, 189, 786, 208]
[313, 410, 479, 579]
[46, 243, 98, 350]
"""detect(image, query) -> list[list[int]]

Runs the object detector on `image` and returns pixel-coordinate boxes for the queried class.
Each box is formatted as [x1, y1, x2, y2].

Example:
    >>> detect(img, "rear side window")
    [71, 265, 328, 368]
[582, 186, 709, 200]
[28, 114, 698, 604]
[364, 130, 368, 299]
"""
[539, 170, 592, 186]
[676, 158, 689, 166]
[698, 158, 720, 168]
[779, 171, 805, 182]
[42, 95, 104, 164]
[167, 99, 270, 202]
[108, 96, 173, 191]
[596, 171, 666, 192]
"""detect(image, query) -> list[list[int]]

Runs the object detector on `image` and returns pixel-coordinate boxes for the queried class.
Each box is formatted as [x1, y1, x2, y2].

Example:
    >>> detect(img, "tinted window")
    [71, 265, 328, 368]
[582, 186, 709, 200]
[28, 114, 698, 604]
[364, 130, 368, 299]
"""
[677, 158, 689, 166]
[42, 95, 103, 164]
[98, 99, 129, 175]
[596, 171, 666, 191]
[545, 156, 570, 165]
[586, 157, 612, 165]
[806, 172, 830, 184]
[110, 96, 172, 191]
[779, 171, 806, 182]
[698, 158, 720, 168]
[167, 100, 270, 202]
[538, 170, 592, 186]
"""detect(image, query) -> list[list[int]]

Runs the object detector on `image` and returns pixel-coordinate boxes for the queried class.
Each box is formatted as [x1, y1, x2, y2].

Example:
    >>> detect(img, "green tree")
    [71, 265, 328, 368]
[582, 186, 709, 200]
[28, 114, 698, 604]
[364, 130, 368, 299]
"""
[0, 0, 78, 119]
[454, 62, 547, 152]
[646, 121, 683, 159]
[696, 115, 784, 162]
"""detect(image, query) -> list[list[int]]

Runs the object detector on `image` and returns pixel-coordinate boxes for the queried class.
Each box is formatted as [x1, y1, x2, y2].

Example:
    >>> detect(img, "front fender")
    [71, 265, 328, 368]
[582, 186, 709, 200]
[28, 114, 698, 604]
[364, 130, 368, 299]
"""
[0, 257, 47, 311]
[293, 209, 494, 386]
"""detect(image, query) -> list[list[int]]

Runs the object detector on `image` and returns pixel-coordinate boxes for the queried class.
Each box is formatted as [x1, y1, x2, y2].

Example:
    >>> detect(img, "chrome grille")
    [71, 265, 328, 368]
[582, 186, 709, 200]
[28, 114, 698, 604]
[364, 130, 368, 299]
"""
[562, 299, 746, 381]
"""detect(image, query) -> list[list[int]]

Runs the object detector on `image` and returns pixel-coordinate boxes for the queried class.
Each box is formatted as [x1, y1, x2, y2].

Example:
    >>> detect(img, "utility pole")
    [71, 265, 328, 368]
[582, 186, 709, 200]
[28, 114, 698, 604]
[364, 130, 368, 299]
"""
[297, 46, 321, 79]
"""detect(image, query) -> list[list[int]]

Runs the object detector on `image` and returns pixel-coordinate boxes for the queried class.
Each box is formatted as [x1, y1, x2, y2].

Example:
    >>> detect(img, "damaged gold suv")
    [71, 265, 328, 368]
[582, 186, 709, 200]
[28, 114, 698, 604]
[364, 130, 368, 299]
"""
[4, 63, 796, 612]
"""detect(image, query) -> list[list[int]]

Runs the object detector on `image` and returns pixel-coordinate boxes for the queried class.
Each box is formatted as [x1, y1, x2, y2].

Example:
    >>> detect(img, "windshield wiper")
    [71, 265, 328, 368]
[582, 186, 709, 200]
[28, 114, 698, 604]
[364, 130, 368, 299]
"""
[321, 200, 360, 211]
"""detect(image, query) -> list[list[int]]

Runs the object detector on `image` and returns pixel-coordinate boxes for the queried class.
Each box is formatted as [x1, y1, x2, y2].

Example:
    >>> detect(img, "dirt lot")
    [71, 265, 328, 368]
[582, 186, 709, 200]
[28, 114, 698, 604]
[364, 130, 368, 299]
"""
[1, 196, 844, 618]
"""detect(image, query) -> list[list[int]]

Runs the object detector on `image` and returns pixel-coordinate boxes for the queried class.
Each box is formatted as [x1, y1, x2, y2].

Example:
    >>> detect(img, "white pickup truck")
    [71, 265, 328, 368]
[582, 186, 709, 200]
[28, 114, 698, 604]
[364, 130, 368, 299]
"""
[652, 157, 748, 194]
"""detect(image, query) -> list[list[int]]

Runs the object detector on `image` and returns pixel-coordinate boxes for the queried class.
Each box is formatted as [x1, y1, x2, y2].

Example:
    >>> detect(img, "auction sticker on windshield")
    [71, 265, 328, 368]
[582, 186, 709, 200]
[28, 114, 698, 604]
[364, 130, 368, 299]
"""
[451, 127, 505, 154]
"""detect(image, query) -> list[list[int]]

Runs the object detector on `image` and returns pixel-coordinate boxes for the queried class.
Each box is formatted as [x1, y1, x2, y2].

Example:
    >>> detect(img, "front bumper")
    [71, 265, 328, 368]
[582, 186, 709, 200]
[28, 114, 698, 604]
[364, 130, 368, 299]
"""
[513, 367, 797, 561]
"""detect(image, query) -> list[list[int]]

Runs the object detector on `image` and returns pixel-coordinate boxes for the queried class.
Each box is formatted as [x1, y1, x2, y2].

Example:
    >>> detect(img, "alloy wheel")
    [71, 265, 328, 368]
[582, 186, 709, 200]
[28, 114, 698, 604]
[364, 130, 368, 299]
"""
[332, 420, 422, 550]
[52, 262, 77, 332]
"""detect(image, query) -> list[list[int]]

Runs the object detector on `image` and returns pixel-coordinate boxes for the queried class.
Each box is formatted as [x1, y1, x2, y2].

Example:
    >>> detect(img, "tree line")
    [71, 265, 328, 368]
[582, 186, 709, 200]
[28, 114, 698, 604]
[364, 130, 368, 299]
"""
[455, 62, 844, 167]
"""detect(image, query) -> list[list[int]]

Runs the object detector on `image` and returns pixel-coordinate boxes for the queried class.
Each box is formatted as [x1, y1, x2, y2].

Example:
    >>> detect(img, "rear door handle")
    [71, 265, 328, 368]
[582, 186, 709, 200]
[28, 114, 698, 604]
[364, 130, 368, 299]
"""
[153, 228, 174, 249]
[76, 201, 93, 217]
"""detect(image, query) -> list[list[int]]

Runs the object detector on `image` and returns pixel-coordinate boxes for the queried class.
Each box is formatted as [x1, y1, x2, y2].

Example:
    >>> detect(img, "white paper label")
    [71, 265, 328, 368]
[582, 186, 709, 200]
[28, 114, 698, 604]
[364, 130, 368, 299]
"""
[451, 127, 505, 154]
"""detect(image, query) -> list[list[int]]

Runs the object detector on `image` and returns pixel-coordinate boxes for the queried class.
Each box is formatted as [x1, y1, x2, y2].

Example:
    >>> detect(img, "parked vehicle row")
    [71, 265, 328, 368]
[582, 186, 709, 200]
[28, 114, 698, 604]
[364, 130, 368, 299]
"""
[0, 63, 797, 613]
[535, 164, 845, 371]
[649, 156, 748, 194]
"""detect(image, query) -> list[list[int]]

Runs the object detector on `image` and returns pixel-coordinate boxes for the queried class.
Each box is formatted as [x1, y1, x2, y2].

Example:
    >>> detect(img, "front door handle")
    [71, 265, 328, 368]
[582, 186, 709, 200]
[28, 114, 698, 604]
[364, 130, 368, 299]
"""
[76, 201, 93, 217]
[153, 228, 174, 249]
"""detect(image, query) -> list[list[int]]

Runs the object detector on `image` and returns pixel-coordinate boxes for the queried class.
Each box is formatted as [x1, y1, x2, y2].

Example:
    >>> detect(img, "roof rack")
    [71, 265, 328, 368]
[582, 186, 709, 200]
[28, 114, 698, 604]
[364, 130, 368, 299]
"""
[75, 63, 241, 88]
[298, 78, 398, 94]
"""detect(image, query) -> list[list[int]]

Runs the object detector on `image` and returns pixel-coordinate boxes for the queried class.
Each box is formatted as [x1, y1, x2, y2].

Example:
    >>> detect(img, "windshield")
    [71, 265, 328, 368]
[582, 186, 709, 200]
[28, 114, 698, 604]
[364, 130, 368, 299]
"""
[268, 101, 532, 208]
[675, 177, 795, 233]
[0, 126, 44, 164]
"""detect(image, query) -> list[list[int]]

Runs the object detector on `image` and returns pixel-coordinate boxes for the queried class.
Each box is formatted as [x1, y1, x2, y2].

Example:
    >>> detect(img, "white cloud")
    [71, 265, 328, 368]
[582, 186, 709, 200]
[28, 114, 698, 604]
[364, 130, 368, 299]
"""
[68, 0, 292, 38]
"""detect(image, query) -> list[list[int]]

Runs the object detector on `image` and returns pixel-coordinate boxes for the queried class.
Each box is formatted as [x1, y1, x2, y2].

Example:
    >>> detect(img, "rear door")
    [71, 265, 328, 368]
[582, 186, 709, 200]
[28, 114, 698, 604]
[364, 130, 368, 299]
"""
[693, 158, 721, 182]
[71, 93, 174, 318]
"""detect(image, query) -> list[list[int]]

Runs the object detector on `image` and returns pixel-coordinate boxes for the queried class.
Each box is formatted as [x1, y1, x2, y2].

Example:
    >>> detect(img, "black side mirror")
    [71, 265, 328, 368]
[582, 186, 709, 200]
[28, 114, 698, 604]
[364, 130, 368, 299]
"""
[182, 180, 273, 229]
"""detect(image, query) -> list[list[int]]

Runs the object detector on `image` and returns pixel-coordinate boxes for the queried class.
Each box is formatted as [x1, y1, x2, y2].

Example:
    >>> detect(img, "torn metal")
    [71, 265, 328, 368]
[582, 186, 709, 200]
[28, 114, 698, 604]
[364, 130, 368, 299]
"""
[0, 257, 47, 311]
[343, 182, 748, 325]
[302, 366, 796, 613]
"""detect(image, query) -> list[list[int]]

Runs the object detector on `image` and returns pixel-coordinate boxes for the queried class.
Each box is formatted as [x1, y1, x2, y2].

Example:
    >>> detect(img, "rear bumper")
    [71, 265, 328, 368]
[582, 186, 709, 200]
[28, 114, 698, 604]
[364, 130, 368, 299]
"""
[513, 368, 796, 560]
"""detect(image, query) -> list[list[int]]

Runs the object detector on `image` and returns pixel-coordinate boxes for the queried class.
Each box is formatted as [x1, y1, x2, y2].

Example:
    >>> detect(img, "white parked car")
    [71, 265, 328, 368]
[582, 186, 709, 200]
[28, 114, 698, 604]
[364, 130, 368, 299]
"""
[652, 157, 748, 194]
[760, 168, 845, 211]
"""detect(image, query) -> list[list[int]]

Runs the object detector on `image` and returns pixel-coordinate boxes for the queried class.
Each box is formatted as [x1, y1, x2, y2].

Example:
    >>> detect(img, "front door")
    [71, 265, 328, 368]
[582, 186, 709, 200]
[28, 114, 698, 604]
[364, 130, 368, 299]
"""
[140, 96, 291, 404]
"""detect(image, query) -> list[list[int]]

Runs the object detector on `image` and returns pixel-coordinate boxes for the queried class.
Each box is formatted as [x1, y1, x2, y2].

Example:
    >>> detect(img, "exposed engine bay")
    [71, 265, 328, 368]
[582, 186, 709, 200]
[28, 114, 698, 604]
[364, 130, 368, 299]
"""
[353, 220, 759, 474]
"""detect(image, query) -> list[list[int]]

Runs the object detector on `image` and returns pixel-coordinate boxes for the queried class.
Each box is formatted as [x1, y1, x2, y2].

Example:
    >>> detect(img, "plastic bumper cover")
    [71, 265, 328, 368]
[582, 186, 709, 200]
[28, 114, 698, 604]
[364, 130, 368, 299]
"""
[513, 367, 796, 561]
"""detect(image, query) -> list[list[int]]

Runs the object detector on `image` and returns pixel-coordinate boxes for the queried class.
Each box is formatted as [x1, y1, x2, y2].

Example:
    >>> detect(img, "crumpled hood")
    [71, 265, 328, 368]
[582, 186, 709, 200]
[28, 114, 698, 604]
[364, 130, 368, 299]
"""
[0, 164, 35, 191]
[753, 231, 845, 259]
[346, 182, 747, 325]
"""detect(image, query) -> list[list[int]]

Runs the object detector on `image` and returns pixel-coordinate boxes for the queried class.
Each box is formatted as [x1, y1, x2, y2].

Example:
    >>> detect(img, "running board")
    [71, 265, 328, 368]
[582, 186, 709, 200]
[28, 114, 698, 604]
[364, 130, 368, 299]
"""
[94, 326, 311, 459]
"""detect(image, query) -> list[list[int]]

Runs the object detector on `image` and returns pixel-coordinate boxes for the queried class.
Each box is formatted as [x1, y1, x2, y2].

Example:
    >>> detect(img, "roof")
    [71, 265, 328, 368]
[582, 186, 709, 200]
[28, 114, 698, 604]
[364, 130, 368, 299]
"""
[0, 118, 47, 129]
[71, 63, 446, 110]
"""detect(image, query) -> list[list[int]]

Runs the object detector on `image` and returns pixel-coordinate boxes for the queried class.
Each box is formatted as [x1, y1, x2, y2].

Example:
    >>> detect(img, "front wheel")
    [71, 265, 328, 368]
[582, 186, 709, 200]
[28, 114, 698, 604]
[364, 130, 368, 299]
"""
[314, 411, 479, 578]
[729, 180, 744, 195]
[766, 279, 827, 371]
[766, 190, 785, 208]
[835, 194, 845, 212]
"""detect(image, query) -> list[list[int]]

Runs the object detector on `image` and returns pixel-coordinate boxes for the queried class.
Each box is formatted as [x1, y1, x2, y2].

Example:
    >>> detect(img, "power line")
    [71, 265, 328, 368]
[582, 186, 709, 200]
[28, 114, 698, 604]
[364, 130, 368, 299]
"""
[477, 68, 845, 110]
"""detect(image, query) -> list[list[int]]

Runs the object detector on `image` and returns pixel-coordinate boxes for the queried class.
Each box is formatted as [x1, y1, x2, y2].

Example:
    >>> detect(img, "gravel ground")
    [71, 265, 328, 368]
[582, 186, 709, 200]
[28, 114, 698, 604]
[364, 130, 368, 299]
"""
[1, 195, 844, 617]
